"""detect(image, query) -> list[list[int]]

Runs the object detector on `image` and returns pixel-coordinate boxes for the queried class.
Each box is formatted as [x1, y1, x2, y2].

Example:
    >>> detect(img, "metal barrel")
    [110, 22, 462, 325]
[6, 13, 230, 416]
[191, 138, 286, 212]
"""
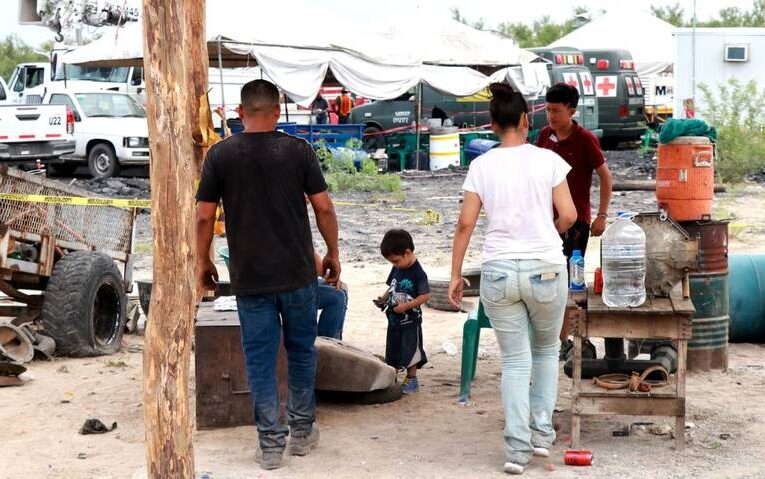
[728, 254, 765, 343]
[688, 272, 729, 370]
[680, 220, 730, 371]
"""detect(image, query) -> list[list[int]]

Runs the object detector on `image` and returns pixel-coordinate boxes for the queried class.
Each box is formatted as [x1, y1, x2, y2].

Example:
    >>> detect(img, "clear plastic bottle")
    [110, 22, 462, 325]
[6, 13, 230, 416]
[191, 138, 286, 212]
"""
[569, 249, 585, 292]
[601, 212, 646, 307]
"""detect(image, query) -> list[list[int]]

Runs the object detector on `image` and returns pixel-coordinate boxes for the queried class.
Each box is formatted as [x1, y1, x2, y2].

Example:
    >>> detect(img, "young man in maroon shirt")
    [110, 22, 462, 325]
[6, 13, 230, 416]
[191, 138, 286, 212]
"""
[536, 83, 613, 357]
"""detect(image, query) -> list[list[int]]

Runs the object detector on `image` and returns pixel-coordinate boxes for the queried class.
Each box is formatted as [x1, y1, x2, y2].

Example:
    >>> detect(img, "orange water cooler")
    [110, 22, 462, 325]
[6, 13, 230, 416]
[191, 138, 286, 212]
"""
[656, 136, 715, 221]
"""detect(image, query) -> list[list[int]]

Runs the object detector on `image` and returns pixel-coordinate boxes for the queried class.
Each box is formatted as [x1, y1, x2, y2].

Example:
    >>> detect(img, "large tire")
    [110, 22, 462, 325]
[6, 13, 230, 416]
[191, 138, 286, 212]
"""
[88, 143, 121, 179]
[42, 251, 127, 357]
[362, 125, 386, 152]
[427, 278, 475, 311]
[316, 384, 404, 405]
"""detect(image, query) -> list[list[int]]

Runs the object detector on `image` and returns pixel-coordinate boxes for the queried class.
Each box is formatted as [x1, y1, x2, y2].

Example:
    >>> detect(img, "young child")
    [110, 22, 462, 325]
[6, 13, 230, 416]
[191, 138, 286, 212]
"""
[374, 229, 430, 394]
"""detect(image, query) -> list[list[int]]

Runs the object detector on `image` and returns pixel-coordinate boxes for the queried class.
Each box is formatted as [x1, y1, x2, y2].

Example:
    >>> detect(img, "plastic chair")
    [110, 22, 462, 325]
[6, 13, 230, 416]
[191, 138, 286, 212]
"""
[459, 301, 492, 402]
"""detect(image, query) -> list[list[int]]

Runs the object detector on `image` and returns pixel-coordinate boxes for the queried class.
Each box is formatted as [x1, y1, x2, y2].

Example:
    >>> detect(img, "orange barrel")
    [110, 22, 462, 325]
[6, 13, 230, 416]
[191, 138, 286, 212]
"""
[656, 136, 714, 221]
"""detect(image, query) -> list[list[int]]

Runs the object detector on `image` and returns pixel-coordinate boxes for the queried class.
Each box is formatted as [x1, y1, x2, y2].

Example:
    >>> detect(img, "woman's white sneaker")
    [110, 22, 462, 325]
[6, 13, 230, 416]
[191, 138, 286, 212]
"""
[533, 447, 550, 458]
[503, 462, 525, 475]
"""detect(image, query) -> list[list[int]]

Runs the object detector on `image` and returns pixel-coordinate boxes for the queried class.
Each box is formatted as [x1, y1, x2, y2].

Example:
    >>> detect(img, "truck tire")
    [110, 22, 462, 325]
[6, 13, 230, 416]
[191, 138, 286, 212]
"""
[362, 126, 386, 152]
[316, 384, 404, 405]
[42, 251, 127, 357]
[88, 143, 120, 179]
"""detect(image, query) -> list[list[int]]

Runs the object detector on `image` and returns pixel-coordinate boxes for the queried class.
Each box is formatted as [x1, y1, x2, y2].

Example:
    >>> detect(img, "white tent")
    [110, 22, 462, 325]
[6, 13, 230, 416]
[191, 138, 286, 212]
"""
[62, 1, 537, 106]
[549, 10, 676, 77]
[63, 4, 539, 106]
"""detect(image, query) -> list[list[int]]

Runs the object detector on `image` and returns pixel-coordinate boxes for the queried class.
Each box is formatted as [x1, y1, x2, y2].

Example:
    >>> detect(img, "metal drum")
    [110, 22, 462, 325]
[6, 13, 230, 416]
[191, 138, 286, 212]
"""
[728, 254, 765, 343]
[680, 220, 730, 370]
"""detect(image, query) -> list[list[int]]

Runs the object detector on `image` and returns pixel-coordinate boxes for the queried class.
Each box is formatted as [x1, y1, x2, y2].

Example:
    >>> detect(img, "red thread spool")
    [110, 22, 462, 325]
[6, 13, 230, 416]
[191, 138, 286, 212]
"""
[564, 450, 594, 466]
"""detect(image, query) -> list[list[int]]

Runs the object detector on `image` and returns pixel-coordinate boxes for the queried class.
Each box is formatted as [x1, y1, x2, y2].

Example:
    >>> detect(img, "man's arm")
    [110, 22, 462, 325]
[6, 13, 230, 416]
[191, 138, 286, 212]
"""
[591, 163, 613, 236]
[309, 191, 341, 285]
[196, 201, 219, 294]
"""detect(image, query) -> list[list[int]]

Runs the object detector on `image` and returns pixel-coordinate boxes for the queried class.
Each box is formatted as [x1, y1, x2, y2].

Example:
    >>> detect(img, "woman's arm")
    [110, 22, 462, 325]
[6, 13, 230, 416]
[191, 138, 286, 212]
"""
[553, 180, 577, 234]
[449, 191, 482, 307]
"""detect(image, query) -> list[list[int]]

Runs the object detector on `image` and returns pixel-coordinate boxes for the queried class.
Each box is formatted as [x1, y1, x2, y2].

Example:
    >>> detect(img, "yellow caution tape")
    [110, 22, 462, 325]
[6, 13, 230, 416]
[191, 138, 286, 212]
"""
[0, 193, 151, 209]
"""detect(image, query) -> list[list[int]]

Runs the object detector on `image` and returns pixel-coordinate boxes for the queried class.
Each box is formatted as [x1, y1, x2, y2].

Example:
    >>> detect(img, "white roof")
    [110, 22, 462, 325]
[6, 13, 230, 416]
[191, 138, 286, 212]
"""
[549, 9, 676, 76]
[62, 4, 538, 105]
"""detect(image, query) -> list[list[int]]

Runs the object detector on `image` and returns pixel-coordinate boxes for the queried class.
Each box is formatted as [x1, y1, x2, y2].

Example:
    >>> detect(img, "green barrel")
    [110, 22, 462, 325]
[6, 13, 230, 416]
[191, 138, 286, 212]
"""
[688, 272, 729, 371]
[729, 254, 765, 343]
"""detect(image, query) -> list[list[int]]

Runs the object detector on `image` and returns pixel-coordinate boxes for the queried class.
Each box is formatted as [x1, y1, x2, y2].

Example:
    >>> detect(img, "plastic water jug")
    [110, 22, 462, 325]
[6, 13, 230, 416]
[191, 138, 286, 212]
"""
[602, 213, 647, 307]
[569, 249, 585, 292]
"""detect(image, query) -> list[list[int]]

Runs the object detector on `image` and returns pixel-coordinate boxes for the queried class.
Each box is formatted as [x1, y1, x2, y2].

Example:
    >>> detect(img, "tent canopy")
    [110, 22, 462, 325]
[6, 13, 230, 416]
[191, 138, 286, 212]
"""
[62, 3, 540, 106]
[549, 9, 676, 76]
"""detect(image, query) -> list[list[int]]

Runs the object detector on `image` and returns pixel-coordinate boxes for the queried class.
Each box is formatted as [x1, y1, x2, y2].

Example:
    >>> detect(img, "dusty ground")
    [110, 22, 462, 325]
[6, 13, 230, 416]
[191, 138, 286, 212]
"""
[3, 151, 765, 478]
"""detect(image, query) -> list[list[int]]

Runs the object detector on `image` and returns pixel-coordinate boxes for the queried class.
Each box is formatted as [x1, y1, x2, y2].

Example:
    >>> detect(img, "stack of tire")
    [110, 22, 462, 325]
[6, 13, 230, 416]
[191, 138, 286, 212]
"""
[426, 266, 481, 312]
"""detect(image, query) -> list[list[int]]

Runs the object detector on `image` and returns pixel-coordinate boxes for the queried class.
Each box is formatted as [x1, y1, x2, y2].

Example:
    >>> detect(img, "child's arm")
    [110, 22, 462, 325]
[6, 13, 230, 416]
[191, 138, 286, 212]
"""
[392, 293, 430, 314]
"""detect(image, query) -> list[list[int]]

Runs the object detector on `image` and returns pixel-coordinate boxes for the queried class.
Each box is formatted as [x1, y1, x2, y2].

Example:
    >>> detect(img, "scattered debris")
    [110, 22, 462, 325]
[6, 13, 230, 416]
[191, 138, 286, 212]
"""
[80, 418, 118, 435]
[719, 433, 732, 440]
[546, 463, 556, 472]
[441, 341, 457, 356]
[128, 344, 144, 354]
[77, 453, 88, 460]
[105, 359, 129, 368]
[650, 424, 673, 436]
[564, 450, 594, 466]
[57, 365, 70, 374]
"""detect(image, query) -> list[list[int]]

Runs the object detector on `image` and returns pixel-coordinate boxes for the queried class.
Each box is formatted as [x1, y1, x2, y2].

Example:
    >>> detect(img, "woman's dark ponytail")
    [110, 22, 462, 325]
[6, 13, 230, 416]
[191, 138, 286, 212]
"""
[489, 82, 529, 131]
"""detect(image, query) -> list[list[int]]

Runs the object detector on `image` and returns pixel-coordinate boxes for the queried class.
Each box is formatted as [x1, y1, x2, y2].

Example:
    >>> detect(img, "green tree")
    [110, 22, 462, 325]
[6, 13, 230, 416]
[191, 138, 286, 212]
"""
[0, 35, 48, 82]
[651, 2, 686, 26]
[651, 0, 765, 27]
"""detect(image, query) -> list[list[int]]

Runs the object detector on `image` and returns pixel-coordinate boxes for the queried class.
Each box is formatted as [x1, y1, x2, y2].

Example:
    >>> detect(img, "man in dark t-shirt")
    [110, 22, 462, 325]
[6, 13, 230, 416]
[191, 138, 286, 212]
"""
[537, 83, 613, 356]
[196, 80, 340, 470]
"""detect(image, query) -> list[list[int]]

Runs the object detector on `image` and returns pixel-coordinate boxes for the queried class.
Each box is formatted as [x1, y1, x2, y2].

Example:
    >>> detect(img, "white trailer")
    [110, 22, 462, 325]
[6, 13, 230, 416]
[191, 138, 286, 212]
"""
[674, 27, 765, 119]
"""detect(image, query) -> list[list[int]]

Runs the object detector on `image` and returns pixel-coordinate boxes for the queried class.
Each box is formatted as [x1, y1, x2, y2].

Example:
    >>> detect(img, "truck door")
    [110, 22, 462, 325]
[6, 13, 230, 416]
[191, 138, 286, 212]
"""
[10, 66, 47, 102]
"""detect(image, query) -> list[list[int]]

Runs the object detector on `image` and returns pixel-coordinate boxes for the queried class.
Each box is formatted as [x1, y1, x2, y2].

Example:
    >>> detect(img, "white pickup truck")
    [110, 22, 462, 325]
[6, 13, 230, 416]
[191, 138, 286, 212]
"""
[0, 103, 76, 164]
[0, 77, 10, 105]
[38, 87, 150, 178]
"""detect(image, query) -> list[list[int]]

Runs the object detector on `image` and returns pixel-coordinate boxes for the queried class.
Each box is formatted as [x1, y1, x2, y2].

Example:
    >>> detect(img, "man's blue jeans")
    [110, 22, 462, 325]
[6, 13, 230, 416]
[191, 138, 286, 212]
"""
[236, 280, 318, 452]
[317, 280, 348, 339]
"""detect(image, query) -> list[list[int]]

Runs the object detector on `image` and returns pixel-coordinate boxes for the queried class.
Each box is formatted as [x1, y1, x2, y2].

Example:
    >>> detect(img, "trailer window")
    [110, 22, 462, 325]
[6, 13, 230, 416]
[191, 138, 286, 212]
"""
[0, 82, 6, 101]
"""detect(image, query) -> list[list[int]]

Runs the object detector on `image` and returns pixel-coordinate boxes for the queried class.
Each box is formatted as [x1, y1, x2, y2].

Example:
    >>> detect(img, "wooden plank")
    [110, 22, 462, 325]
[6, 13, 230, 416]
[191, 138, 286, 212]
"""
[651, 297, 674, 314]
[583, 314, 693, 340]
[573, 396, 685, 416]
[670, 295, 696, 315]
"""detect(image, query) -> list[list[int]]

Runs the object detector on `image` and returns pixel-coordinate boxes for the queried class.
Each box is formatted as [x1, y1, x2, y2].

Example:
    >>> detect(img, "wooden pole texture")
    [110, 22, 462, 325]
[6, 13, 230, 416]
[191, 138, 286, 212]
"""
[141, 1, 207, 476]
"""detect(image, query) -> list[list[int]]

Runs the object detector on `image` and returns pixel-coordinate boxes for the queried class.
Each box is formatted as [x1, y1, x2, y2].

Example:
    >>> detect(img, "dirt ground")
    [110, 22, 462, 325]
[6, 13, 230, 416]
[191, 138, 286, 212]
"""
[4, 154, 765, 478]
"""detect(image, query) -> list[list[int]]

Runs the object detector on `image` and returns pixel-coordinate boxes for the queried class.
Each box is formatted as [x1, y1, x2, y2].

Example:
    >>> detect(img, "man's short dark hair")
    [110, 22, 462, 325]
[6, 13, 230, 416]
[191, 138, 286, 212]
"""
[381, 229, 415, 257]
[240, 79, 280, 113]
[546, 83, 580, 109]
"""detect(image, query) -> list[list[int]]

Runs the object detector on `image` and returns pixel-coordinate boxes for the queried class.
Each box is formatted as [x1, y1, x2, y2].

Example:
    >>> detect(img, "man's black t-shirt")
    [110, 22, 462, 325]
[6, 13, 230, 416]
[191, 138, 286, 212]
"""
[196, 131, 327, 296]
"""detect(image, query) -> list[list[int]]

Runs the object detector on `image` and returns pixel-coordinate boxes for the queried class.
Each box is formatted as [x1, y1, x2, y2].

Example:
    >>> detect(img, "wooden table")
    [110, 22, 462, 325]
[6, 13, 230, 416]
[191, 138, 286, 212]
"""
[569, 290, 695, 449]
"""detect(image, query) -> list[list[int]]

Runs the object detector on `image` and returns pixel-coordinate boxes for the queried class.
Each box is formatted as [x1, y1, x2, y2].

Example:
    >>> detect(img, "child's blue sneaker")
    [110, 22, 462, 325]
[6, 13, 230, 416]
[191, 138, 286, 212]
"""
[402, 376, 419, 394]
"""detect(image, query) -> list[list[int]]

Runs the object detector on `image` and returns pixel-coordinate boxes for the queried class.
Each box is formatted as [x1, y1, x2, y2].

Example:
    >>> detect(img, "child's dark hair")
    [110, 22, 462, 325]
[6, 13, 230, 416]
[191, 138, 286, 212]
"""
[489, 82, 529, 131]
[381, 229, 415, 257]
[545, 83, 580, 108]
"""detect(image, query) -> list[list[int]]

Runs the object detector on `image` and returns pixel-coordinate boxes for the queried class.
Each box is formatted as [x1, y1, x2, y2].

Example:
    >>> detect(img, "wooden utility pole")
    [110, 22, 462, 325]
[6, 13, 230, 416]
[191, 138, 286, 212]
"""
[141, 0, 207, 477]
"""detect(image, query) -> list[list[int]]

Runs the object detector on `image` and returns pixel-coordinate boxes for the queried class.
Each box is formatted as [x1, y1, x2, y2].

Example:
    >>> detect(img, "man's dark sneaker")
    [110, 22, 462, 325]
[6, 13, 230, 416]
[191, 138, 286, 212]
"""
[259, 449, 284, 470]
[289, 426, 320, 456]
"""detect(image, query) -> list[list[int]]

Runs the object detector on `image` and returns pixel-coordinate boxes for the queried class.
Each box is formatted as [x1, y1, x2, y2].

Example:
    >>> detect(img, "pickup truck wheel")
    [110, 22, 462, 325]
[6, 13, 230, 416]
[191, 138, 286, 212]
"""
[88, 144, 120, 179]
[362, 126, 386, 152]
[42, 251, 127, 357]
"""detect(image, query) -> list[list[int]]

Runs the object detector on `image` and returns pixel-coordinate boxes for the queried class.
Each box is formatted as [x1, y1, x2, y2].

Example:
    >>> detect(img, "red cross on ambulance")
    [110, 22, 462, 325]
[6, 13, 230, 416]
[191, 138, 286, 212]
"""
[579, 71, 594, 95]
[595, 75, 618, 97]
[562, 72, 580, 93]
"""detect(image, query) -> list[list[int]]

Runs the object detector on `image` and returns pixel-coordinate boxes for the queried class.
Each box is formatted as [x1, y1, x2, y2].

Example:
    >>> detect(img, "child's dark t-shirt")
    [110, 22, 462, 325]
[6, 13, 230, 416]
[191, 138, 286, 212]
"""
[385, 260, 429, 326]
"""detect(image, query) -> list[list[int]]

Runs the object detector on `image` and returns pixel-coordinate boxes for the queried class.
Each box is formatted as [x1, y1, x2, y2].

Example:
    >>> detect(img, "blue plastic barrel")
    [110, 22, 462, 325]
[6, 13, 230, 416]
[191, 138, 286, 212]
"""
[729, 254, 765, 343]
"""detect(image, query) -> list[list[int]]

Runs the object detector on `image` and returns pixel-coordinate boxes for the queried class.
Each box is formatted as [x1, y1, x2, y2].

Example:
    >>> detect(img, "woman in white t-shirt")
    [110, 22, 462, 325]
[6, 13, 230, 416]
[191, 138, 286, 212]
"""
[448, 83, 577, 475]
